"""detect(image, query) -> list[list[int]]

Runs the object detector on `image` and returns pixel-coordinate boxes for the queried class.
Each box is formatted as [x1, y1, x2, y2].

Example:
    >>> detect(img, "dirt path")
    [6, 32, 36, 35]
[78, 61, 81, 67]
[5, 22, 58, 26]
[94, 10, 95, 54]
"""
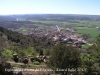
[7, 61, 46, 67]
[6, 61, 53, 75]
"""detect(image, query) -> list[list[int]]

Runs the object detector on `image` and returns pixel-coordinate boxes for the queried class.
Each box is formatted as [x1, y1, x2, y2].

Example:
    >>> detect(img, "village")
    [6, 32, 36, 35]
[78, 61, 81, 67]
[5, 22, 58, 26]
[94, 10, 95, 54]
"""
[23, 25, 93, 49]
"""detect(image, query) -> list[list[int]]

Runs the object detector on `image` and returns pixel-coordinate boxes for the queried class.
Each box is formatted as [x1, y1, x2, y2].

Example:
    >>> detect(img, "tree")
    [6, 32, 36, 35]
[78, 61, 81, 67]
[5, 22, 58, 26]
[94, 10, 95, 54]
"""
[48, 44, 81, 75]
[86, 34, 100, 74]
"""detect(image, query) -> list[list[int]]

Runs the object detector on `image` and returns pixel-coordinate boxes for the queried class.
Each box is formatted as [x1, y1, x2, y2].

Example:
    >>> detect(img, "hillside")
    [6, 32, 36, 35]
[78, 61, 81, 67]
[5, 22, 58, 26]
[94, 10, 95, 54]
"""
[0, 26, 36, 60]
[0, 26, 33, 48]
[0, 26, 53, 60]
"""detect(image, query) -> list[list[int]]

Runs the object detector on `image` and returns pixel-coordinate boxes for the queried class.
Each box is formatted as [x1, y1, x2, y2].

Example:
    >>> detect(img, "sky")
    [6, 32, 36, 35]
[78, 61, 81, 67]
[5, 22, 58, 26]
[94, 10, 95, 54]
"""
[0, 0, 100, 15]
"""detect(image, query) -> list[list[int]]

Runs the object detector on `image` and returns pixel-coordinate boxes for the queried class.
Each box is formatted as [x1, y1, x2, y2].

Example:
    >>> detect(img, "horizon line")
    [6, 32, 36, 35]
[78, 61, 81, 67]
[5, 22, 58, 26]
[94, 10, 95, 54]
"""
[0, 13, 100, 16]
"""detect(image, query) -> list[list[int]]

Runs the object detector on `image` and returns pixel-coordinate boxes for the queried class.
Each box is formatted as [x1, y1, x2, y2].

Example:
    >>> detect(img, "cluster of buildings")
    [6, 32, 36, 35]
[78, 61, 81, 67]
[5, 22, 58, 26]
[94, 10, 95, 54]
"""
[23, 25, 91, 48]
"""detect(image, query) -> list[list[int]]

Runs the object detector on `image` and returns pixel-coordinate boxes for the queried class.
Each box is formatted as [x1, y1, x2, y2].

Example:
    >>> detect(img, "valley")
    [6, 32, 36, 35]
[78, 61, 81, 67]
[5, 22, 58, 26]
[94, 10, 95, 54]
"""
[0, 14, 100, 75]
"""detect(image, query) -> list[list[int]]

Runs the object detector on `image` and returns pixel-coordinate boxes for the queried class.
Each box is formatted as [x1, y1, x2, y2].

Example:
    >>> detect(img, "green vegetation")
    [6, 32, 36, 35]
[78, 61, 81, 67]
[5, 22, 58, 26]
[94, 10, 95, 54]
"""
[24, 47, 37, 56]
[0, 15, 100, 75]
[77, 29, 100, 41]
[84, 34, 100, 74]
[82, 45, 90, 49]
[30, 20, 100, 41]
[0, 26, 53, 60]
[48, 44, 81, 75]
[0, 26, 34, 59]
[33, 61, 40, 65]
[30, 20, 60, 24]
[19, 27, 30, 33]
[1, 15, 100, 41]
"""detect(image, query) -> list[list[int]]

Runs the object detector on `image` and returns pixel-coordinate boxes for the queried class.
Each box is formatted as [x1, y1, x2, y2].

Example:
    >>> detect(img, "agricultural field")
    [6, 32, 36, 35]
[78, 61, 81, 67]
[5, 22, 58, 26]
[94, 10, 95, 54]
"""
[0, 15, 100, 41]
[19, 27, 29, 32]
[27, 20, 100, 41]
[76, 28, 100, 41]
